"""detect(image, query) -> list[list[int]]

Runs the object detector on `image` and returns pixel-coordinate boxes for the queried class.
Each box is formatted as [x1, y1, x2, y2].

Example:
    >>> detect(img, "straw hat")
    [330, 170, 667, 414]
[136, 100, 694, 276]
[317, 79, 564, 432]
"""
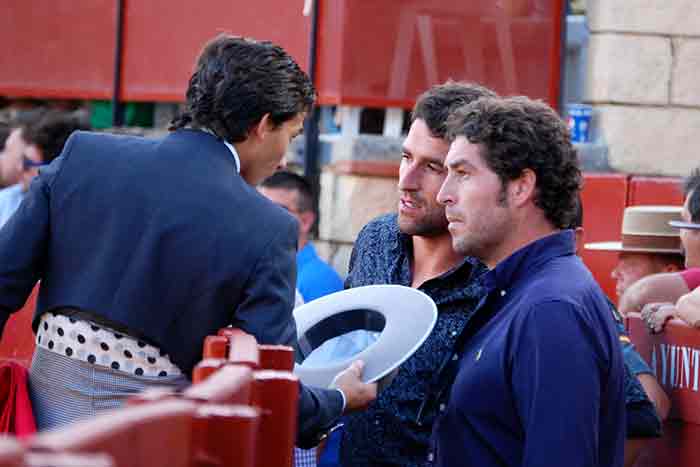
[584, 205, 683, 254]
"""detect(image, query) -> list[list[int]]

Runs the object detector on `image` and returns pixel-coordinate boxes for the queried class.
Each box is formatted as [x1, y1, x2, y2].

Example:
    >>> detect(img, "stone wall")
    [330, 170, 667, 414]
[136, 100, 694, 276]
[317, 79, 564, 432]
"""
[316, 160, 400, 277]
[586, 0, 700, 176]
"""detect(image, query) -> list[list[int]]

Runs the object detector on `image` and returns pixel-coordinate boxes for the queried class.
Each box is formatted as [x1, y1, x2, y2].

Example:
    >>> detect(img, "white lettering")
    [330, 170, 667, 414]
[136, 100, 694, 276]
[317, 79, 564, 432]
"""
[681, 346, 691, 389]
[693, 349, 700, 392]
[660, 344, 669, 386]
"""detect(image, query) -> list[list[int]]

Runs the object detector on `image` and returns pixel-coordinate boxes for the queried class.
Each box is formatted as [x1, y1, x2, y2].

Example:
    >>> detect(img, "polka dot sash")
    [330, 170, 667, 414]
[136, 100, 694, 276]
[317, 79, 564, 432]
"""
[36, 313, 182, 378]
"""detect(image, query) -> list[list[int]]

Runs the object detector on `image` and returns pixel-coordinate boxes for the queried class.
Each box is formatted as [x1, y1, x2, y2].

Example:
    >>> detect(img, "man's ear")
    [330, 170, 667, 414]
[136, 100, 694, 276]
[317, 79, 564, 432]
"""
[507, 169, 537, 207]
[249, 113, 273, 141]
[298, 210, 316, 235]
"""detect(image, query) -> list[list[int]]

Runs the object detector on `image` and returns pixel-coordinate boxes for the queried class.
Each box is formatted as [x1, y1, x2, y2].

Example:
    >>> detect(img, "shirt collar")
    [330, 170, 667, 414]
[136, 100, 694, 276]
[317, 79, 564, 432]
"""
[222, 140, 241, 174]
[196, 127, 240, 173]
[482, 230, 576, 292]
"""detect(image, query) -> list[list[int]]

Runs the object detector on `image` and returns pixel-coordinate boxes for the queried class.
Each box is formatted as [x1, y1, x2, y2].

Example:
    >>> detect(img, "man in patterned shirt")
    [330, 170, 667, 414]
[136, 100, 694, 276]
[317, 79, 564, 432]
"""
[336, 82, 495, 467]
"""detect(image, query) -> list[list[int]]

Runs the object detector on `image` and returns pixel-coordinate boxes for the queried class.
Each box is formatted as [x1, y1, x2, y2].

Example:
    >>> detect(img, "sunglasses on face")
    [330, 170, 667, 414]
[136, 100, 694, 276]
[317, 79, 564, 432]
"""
[22, 155, 45, 170]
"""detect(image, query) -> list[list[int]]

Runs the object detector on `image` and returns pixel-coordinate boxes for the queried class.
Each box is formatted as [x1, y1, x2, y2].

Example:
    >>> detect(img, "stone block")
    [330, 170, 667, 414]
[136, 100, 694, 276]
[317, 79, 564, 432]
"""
[586, 34, 671, 105]
[672, 38, 700, 107]
[597, 105, 700, 176]
[588, 0, 700, 36]
[319, 170, 398, 244]
[329, 134, 403, 163]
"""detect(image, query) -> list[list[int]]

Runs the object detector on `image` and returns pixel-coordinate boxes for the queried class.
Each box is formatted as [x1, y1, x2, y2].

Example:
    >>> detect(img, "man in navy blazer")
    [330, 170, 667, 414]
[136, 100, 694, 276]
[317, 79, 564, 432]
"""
[0, 35, 376, 445]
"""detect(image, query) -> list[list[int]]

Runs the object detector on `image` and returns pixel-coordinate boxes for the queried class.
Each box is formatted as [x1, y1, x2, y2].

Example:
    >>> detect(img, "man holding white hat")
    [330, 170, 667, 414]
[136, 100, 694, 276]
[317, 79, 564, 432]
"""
[336, 81, 495, 467]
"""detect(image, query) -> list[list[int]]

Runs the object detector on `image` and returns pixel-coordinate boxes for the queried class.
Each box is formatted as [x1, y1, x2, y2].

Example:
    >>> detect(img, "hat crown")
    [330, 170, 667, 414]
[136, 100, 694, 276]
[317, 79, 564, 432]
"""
[621, 205, 682, 237]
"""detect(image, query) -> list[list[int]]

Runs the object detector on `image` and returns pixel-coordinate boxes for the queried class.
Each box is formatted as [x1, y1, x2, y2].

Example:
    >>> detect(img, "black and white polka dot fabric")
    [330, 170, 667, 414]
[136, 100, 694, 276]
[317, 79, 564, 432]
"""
[36, 313, 182, 378]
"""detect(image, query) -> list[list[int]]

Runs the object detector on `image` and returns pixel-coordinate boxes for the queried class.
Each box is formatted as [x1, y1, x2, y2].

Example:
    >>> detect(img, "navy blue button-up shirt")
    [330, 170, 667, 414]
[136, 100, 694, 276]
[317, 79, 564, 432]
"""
[340, 214, 485, 467]
[433, 230, 625, 467]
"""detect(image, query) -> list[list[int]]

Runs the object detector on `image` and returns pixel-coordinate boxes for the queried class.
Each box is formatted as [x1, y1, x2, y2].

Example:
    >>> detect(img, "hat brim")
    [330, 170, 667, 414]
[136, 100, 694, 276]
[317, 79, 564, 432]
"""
[584, 241, 683, 254]
[293, 285, 437, 389]
[669, 220, 700, 230]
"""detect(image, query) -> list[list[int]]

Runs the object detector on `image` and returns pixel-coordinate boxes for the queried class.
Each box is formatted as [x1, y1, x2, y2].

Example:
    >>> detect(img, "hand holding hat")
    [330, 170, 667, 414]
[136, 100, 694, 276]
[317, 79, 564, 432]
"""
[331, 360, 378, 413]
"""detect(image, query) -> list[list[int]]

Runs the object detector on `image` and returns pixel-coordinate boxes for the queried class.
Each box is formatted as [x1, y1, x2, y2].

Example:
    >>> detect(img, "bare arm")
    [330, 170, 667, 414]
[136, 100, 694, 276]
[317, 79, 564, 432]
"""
[619, 272, 690, 316]
[637, 373, 670, 420]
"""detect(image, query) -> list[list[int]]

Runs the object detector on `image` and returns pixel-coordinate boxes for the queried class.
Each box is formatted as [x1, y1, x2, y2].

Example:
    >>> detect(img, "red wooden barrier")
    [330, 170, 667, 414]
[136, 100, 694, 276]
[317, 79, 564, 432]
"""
[258, 345, 295, 372]
[30, 400, 197, 467]
[0, 438, 22, 467]
[202, 335, 228, 360]
[628, 314, 700, 467]
[0, 1, 565, 107]
[0, 2, 115, 100]
[315, 0, 565, 107]
[628, 176, 683, 207]
[218, 328, 260, 368]
[252, 371, 300, 467]
[184, 364, 253, 406]
[580, 173, 629, 301]
[191, 404, 259, 467]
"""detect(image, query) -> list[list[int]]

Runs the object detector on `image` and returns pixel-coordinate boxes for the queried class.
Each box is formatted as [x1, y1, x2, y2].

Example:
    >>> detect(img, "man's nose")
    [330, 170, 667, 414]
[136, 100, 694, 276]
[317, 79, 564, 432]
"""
[398, 164, 420, 191]
[437, 179, 453, 205]
[277, 154, 288, 170]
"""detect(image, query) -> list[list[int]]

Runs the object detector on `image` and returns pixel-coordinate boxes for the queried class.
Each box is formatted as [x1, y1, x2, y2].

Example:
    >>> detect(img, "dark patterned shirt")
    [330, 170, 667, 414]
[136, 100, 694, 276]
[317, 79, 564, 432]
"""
[339, 214, 486, 467]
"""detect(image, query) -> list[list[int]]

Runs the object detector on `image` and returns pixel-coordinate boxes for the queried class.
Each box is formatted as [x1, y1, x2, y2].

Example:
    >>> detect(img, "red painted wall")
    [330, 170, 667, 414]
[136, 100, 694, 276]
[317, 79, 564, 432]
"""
[0, 0, 564, 108]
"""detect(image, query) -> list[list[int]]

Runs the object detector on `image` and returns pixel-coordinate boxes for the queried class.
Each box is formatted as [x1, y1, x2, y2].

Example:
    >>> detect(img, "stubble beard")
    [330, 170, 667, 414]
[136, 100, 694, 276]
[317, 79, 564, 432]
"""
[398, 208, 449, 238]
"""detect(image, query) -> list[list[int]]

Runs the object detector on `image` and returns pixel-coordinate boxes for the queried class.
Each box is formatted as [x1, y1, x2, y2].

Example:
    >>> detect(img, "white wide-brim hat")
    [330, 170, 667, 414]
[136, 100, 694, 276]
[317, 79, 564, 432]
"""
[293, 285, 437, 389]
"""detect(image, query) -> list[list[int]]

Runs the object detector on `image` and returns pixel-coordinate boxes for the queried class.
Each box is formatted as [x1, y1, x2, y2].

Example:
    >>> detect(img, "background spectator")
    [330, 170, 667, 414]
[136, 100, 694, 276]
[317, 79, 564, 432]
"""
[259, 171, 343, 303]
[585, 205, 685, 299]
[0, 110, 89, 227]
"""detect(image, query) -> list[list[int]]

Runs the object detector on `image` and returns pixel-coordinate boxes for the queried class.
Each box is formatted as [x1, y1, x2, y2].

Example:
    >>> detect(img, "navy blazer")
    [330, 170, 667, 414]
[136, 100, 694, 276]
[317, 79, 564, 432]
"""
[0, 129, 342, 446]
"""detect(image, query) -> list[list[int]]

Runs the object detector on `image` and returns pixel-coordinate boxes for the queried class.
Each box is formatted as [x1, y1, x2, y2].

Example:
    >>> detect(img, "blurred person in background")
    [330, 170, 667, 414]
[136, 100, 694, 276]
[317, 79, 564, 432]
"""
[627, 169, 700, 332]
[260, 171, 343, 303]
[0, 110, 88, 227]
[0, 121, 11, 187]
[621, 170, 700, 317]
[585, 206, 684, 300]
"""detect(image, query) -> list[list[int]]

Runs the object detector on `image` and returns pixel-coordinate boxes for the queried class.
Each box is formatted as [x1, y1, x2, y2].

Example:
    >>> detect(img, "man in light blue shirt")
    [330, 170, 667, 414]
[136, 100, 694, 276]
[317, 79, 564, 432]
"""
[259, 171, 344, 302]
[0, 111, 88, 228]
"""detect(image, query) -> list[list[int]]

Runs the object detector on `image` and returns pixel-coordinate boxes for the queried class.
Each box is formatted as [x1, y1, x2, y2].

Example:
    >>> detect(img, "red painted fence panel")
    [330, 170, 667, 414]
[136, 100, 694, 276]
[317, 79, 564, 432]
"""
[628, 176, 683, 207]
[628, 314, 700, 467]
[0, 1, 116, 100]
[579, 173, 629, 302]
[316, 0, 565, 108]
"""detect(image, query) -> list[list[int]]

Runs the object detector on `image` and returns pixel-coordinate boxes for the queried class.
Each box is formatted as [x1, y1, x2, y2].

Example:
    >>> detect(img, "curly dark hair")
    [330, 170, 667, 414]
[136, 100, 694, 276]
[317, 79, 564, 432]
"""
[446, 96, 582, 229]
[683, 168, 700, 223]
[170, 34, 315, 143]
[412, 81, 497, 139]
[22, 110, 89, 163]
